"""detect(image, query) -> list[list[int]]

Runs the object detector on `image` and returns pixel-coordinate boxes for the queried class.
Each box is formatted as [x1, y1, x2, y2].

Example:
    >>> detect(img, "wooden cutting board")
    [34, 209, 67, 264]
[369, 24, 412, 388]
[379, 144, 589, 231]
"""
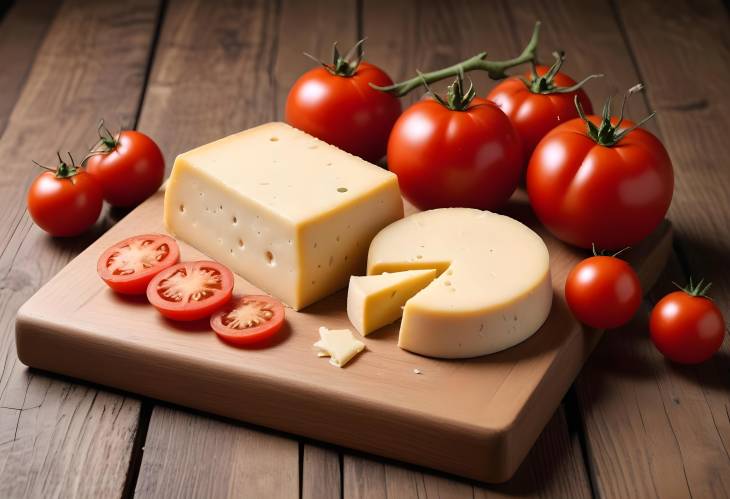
[15, 190, 672, 483]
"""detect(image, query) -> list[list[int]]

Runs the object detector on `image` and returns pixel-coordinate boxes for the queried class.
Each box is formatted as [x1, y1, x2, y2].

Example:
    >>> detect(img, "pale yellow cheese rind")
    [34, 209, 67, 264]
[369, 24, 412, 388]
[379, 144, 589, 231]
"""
[163, 122, 403, 310]
[346, 269, 437, 336]
[367, 208, 552, 358]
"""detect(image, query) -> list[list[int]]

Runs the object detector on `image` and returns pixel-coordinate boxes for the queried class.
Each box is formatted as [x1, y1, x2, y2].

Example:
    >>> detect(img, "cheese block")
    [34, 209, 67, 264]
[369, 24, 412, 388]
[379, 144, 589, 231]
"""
[347, 269, 437, 336]
[164, 122, 404, 310]
[367, 208, 552, 358]
[314, 327, 365, 367]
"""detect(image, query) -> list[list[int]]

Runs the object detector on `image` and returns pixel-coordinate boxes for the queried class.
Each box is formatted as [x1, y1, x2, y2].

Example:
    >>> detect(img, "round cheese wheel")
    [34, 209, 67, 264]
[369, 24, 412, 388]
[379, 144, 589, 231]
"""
[367, 208, 552, 358]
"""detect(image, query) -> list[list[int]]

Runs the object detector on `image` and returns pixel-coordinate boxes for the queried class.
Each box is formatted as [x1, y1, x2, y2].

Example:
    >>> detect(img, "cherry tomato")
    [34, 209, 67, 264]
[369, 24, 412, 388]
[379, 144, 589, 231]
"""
[650, 280, 725, 364]
[286, 41, 401, 163]
[565, 254, 642, 329]
[527, 85, 673, 249]
[27, 154, 103, 237]
[85, 124, 164, 207]
[147, 261, 234, 321]
[387, 76, 522, 210]
[211, 295, 286, 347]
[97, 234, 180, 295]
[488, 54, 595, 169]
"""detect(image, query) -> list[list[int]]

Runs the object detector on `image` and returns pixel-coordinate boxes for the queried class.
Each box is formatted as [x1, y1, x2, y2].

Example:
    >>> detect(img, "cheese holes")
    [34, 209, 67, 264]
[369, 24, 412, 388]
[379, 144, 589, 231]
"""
[238, 238, 245, 249]
[390, 290, 397, 298]
[337, 187, 348, 193]
[232, 216, 238, 224]
[265, 251, 275, 266]
[308, 144, 318, 149]
[269, 137, 279, 142]
[179, 204, 185, 213]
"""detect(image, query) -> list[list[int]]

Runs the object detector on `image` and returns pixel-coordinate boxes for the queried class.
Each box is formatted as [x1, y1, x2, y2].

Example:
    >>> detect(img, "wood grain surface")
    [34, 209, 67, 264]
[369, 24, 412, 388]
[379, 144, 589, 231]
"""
[0, 0, 727, 496]
[0, 0, 160, 496]
[15, 188, 672, 484]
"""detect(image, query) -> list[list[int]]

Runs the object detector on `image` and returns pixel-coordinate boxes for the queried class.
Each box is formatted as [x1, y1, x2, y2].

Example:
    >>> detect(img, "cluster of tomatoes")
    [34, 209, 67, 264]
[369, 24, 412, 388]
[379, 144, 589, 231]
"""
[27, 122, 165, 237]
[285, 37, 724, 364]
[97, 234, 286, 347]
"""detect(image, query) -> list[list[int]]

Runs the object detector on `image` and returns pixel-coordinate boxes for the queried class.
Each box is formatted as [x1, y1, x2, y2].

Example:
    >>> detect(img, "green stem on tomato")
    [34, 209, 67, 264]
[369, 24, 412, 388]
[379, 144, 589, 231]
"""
[673, 277, 713, 298]
[33, 151, 79, 179]
[522, 51, 603, 94]
[303, 39, 366, 77]
[576, 84, 657, 147]
[371, 21, 542, 97]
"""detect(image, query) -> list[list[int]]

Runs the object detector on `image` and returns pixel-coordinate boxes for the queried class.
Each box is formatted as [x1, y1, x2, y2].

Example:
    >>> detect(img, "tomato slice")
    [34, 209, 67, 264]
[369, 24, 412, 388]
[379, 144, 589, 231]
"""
[98, 234, 180, 295]
[147, 261, 234, 321]
[211, 295, 285, 347]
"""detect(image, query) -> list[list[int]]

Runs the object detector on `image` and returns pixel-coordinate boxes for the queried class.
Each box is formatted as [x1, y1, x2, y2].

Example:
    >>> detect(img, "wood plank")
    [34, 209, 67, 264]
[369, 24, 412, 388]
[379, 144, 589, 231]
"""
[356, 0, 592, 492]
[0, 0, 161, 497]
[509, 0, 730, 497]
[612, 0, 730, 497]
[343, 406, 591, 498]
[133, 0, 356, 494]
[302, 444, 341, 499]
[134, 406, 298, 498]
[0, 0, 60, 136]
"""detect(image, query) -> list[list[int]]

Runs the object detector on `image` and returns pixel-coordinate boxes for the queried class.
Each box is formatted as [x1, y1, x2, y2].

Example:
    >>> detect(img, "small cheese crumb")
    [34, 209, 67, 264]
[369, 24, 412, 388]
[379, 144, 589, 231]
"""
[314, 327, 365, 368]
[413, 368, 422, 375]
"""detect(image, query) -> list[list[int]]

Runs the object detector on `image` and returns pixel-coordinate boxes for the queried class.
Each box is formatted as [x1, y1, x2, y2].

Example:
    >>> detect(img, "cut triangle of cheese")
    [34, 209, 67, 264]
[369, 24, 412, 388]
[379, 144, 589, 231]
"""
[367, 208, 552, 359]
[314, 327, 365, 368]
[346, 269, 437, 336]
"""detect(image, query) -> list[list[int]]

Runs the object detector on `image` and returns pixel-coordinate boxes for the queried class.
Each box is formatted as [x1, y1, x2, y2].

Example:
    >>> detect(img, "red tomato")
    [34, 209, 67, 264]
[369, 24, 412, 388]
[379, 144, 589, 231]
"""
[85, 125, 164, 207]
[285, 42, 401, 163]
[147, 261, 234, 321]
[488, 56, 595, 167]
[387, 79, 522, 210]
[565, 254, 642, 329]
[527, 86, 673, 249]
[211, 295, 286, 347]
[650, 280, 725, 364]
[27, 155, 103, 237]
[97, 234, 180, 295]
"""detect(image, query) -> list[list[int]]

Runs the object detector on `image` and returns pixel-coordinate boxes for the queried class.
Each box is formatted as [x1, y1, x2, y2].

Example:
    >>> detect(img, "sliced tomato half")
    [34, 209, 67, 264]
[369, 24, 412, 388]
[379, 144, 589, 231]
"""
[211, 295, 285, 347]
[98, 234, 180, 295]
[147, 261, 234, 321]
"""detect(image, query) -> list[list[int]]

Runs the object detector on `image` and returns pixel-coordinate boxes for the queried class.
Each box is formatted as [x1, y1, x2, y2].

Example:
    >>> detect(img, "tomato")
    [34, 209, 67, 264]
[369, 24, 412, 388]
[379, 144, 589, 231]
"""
[85, 123, 164, 207]
[488, 53, 596, 168]
[97, 234, 180, 295]
[285, 41, 401, 163]
[211, 295, 286, 347]
[387, 75, 522, 210]
[27, 154, 103, 237]
[565, 254, 642, 329]
[527, 85, 673, 249]
[650, 279, 725, 364]
[147, 261, 234, 321]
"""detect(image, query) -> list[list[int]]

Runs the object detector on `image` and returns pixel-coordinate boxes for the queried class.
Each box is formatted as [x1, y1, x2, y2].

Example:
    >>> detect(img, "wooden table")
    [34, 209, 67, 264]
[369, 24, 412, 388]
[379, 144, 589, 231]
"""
[0, 0, 727, 497]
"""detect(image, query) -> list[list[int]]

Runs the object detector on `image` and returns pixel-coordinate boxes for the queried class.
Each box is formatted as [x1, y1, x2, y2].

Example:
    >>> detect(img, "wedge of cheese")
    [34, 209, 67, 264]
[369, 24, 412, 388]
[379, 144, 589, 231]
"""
[368, 208, 552, 358]
[314, 327, 365, 368]
[347, 269, 437, 336]
[164, 122, 404, 310]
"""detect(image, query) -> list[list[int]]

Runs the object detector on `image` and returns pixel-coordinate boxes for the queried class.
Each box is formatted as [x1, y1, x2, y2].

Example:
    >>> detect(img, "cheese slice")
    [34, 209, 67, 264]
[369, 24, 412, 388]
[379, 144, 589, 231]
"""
[347, 269, 437, 336]
[314, 327, 365, 367]
[164, 122, 403, 310]
[368, 208, 552, 358]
